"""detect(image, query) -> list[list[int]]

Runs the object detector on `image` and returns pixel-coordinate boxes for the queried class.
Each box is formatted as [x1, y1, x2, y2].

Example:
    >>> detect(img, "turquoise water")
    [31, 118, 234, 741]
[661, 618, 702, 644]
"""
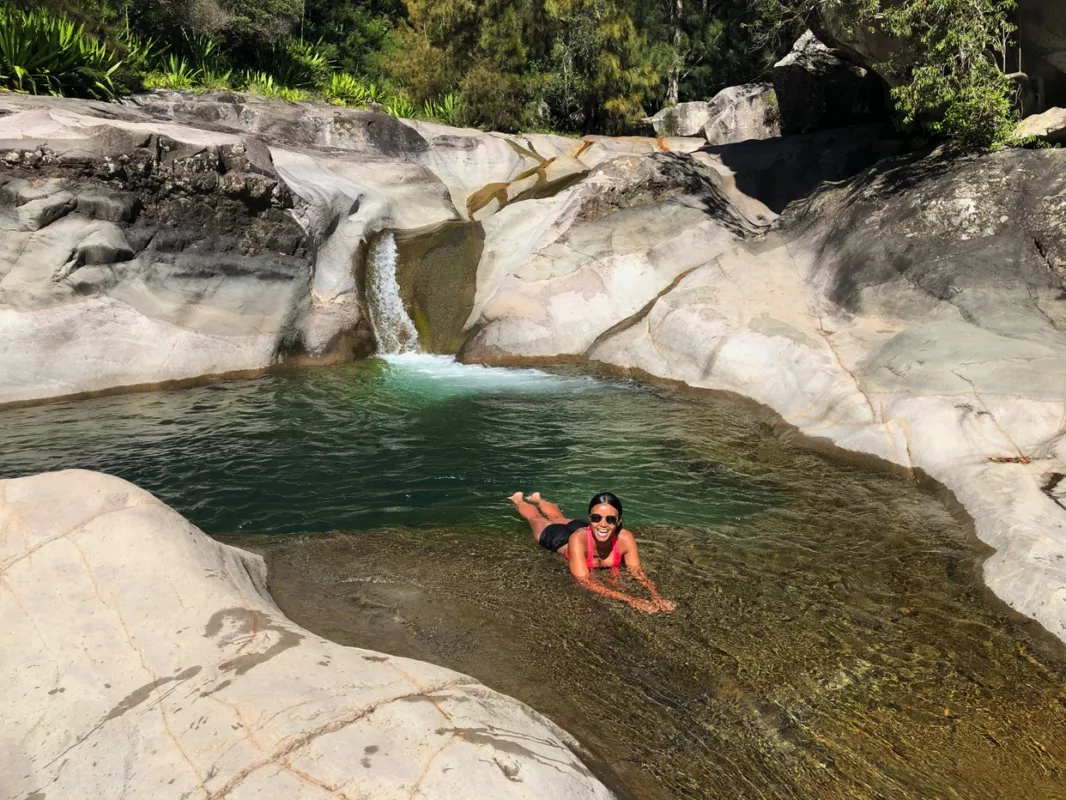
[4, 355, 1066, 799]
[0, 354, 780, 534]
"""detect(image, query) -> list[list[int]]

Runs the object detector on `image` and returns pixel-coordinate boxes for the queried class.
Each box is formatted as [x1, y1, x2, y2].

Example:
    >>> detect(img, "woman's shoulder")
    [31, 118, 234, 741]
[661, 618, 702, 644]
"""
[617, 528, 638, 546]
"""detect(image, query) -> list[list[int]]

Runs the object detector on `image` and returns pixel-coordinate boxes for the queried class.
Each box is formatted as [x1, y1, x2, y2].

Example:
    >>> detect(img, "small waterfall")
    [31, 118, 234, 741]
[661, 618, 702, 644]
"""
[365, 232, 420, 355]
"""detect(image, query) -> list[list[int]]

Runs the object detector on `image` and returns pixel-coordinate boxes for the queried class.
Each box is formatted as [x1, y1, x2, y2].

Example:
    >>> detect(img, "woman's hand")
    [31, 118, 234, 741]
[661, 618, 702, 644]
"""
[631, 598, 662, 614]
[654, 597, 677, 613]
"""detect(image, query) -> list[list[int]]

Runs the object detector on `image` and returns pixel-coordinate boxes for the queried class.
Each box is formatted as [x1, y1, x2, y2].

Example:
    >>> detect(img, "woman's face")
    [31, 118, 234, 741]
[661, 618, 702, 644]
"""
[589, 503, 620, 542]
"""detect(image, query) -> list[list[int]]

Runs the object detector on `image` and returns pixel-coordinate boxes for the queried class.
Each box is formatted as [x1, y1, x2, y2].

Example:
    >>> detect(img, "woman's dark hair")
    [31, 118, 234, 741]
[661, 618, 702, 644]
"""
[588, 492, 623, 516]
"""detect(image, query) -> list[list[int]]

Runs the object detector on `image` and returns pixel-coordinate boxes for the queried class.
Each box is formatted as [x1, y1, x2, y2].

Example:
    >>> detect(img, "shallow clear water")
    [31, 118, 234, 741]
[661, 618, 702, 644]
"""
[3, 355, 1066, 799]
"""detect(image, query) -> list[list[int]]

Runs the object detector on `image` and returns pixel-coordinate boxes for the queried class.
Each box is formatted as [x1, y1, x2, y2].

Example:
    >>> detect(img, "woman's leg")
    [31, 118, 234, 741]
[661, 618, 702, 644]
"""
[528, 492, 568, 524]
[509, 492, 551, 542]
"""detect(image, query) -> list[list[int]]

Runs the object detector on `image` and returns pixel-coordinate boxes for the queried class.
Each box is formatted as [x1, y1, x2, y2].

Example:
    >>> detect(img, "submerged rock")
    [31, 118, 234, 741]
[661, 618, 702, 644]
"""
[0, 469, 613, 800]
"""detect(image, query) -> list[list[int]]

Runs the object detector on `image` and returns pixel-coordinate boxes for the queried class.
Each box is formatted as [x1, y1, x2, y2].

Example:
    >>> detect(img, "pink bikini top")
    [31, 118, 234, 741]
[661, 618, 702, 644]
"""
[565, 526, 622, 569]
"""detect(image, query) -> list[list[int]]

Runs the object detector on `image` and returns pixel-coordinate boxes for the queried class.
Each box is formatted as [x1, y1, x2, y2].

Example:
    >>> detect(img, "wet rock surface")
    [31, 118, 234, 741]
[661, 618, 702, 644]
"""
[0, 470, 613, 800]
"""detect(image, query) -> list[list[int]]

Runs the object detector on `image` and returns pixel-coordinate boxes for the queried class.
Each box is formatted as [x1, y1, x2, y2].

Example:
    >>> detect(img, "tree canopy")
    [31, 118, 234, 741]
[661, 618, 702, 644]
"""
[3, 0, 1027, 146]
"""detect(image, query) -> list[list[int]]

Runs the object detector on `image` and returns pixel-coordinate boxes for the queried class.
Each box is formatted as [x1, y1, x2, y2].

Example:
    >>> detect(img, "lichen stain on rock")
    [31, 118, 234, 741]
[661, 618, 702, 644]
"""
[104, 665, 202, 721]
[203, 607, 304, 675]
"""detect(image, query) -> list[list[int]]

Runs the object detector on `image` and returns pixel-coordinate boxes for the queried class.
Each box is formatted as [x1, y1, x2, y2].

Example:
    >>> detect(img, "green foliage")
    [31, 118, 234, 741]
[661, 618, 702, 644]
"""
[302, 0, 402, 76]
[239, 69, 309, 101]
[382, 92, 415, 118]
[0, 6, 122, 98]
[776, 0, 1020, 149]
[271, 38, 332, 88]
[118, 17, 163, 74]
[324, 71, 369, 105]
[421, 92, 461, 125]
[143, 54, 200, 89]
[219, 0, 303, 58]
[877, 0, 1019, 148]
[12, 0, 1028, 145]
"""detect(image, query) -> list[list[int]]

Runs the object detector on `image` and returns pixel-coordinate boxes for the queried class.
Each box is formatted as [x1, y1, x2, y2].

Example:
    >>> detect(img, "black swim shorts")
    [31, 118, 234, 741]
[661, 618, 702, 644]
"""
[538, 519, 588, 552]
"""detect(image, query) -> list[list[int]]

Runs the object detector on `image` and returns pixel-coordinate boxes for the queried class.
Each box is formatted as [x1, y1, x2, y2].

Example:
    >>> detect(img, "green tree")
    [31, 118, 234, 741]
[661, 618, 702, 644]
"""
[772, 0, 1019, 148]
[302, 0, 402, 76]
[876, 0, 1018, 147]
[380, 0, 663, 133]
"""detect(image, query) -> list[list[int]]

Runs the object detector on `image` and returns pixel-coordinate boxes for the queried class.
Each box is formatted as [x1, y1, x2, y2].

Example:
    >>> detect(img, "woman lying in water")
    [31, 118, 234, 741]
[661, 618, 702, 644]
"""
[509, 490, 676, 614]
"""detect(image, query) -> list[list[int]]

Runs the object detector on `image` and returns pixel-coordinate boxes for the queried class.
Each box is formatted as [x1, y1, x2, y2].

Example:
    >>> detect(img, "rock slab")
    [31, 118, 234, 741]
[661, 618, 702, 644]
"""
[0, 470, 613, 800]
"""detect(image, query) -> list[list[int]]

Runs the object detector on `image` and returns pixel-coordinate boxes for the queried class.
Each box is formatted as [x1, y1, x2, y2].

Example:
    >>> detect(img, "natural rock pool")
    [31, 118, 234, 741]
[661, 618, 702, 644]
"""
[3, 355, 1065, 799]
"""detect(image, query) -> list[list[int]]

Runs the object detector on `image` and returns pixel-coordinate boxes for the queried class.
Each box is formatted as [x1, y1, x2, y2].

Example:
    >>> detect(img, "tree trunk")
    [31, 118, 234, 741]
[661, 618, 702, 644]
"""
[667, 0, 683, 105]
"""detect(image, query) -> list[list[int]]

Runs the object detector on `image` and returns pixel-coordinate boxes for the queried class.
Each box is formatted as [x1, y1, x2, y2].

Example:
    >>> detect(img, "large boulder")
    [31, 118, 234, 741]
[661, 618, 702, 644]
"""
[644, 100, 714, 137]
[702, 83, 781, 146]
[0, 469, 613, 800]
[460, 146, 1066, 646]
[1014, 106, 1066, 142]
[772, 31, 883, 134]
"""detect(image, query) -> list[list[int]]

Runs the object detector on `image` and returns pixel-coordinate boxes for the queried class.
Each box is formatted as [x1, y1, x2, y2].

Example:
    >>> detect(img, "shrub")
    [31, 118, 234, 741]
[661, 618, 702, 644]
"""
[420, 92, 461, 125]
[382, 93, 414, 118]
[0, 7, 122, 98]
[142, 53, 200, 89]
[784, 0, 1019, 149]
[272, 38, 331, 89]
[239, 69, 308, 101]
[877, 0, 1019, 148]
[459, 63, 531, 132]
[324, 72, 368, 106]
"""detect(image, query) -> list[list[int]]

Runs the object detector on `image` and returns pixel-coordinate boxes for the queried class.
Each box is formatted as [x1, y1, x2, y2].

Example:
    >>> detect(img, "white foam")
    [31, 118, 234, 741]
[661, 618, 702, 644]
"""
[381, 353, 597, 393]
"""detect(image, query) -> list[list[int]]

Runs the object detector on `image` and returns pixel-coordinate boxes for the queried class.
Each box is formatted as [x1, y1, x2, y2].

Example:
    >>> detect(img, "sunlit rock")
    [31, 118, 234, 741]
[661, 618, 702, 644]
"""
[0, 469, 613, 800]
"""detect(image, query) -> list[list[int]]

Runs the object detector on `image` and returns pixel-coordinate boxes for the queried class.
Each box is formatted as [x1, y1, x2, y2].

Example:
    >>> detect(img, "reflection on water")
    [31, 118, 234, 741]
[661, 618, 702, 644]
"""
[4, 355, 1066, 799]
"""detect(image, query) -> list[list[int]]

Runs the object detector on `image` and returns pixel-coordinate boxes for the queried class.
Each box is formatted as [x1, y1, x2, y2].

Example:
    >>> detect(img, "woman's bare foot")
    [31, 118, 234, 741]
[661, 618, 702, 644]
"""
[528, 491, 542, 504]
[508, 491, 524, 505]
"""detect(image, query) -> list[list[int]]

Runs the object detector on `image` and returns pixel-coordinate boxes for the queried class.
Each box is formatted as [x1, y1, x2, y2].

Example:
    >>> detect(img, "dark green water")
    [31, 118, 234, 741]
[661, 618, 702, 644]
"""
[3, 355, 1065, 799]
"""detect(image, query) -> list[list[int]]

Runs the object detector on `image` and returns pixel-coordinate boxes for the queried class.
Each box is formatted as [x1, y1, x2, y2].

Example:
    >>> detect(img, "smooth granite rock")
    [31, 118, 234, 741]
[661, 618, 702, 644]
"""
[1014, 106, 1066, 142]
[0, 470, 613, 800]
[645, 101, 714, 137]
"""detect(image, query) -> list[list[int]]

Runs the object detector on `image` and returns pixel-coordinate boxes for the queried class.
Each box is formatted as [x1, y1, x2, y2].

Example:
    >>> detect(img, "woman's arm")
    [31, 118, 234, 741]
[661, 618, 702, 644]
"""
[568, 532, 660, 614]
[619, 531, 677, 612]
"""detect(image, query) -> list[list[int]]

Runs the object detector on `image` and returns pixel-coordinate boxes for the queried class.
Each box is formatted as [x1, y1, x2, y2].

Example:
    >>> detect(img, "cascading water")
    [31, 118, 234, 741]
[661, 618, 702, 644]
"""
[365, 232, 420, 355]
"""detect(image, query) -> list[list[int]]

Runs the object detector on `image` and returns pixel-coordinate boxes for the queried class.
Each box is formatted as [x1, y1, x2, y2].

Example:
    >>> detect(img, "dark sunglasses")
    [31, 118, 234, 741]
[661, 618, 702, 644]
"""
[589, 513, 618, 524]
